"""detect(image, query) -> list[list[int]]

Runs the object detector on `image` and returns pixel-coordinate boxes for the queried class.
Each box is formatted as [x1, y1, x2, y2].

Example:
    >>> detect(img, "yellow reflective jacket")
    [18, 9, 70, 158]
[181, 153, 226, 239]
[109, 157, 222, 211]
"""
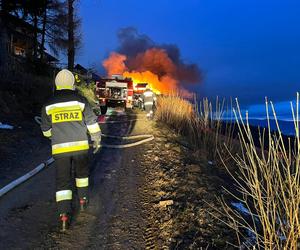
[41, 89, 100, 156]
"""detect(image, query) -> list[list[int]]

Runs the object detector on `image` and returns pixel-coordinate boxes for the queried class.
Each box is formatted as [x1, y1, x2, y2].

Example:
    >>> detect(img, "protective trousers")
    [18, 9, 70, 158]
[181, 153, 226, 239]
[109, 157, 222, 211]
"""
[55, 154, 89, 214]
[145, 104, 154, 118]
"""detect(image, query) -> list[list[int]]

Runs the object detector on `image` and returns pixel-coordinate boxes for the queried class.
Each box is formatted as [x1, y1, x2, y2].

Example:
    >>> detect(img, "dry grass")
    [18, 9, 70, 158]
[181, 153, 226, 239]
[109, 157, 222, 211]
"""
[156, 95, 235, 163]
[155, 95, 195, 133]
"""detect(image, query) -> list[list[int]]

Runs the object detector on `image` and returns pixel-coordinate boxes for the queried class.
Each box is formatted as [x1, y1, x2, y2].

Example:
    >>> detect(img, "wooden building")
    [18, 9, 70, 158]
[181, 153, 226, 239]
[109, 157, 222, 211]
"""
[0, 12, 58, 73]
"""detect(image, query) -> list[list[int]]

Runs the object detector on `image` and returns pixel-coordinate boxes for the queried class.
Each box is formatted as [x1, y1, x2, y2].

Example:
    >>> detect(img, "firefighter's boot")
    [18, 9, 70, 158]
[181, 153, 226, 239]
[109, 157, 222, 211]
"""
[79, 197, 88, 212]
[59, 213, 70, 232]
[146, 111, 153, 120]
[146, 112, 151, 120]
[149, 110, 154, 120]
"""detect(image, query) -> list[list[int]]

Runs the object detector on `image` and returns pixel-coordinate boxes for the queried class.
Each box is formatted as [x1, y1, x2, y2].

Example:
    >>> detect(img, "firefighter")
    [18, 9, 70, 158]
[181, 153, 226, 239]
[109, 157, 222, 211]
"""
[40, 69, 101, 231]
[138, 94, 144, 110]
[141, 88, 156, 119]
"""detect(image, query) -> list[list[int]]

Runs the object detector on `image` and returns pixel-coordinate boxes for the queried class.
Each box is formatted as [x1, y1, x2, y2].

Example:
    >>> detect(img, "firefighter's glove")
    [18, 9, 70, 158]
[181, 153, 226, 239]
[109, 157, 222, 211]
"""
[91, 132, 101, 149]
[93, 139, 101, 150]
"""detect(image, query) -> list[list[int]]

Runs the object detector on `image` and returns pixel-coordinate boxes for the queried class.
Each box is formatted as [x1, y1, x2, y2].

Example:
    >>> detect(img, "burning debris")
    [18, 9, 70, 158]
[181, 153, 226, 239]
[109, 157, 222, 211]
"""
[102, 27, 202, 95]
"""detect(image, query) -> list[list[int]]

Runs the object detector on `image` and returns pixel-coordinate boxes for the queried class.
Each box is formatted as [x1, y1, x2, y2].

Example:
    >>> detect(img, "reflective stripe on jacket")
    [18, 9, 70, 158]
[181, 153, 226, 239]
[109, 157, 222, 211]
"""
[41, 89, 100, 156]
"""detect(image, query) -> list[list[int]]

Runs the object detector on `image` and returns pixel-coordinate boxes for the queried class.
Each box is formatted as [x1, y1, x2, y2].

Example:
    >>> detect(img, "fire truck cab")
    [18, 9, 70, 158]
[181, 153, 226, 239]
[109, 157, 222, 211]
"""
[95, 75, 133, 115]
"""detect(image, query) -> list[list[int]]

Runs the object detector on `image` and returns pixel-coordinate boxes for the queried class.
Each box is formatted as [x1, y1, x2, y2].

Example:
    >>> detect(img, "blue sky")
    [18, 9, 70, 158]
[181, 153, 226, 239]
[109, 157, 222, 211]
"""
[78, 0, 300, 117]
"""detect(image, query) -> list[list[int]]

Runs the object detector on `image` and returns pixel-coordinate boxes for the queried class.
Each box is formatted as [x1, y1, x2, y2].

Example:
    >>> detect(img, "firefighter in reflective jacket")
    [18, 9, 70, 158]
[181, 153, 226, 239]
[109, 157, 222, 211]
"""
[141, 88, 156, 119]
[40, 69, 101, 230]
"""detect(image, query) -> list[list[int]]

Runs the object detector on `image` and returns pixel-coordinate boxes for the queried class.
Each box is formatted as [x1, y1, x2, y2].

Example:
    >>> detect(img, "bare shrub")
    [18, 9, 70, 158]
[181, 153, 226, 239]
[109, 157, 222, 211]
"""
[195, 97, 236, 163]
[76, 82, 97, 106]
[218, 93, 300, 249]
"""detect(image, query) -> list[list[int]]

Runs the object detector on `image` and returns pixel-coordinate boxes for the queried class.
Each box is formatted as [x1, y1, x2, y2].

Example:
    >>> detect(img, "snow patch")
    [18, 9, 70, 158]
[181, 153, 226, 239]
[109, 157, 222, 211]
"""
[0, 122, 14, 130]
[231, 202, 251, 216]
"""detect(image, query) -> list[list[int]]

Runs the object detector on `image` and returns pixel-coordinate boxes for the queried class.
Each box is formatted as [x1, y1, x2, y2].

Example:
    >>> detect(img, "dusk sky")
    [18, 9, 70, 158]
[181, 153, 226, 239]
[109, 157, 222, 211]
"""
[78, 0, 300, 117]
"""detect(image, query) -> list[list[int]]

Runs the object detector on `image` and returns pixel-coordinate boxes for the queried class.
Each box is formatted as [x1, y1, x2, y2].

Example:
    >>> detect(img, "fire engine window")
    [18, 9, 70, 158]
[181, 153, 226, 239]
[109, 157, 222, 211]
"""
[107, 87, 128, 99]
[98, 89, 106, 96]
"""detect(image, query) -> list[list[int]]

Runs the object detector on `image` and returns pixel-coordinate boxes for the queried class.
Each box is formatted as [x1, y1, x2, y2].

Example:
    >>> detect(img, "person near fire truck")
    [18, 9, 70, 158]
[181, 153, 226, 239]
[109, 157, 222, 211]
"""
[141, 87, 157, 119]
[40, 69, 101, 231]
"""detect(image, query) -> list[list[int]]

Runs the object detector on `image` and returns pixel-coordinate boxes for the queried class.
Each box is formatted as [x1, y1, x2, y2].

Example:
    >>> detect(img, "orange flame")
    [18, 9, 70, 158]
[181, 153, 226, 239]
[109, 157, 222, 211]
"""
[123, 70, 177, 95]
[102, 52, 127, 76]
[102, 50, 193, 97]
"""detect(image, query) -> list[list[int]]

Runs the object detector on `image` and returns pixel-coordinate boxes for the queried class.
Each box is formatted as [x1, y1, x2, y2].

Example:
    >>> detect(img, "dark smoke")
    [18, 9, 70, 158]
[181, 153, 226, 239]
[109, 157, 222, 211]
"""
[117, 27, 202, 84]
[117, 27, 154, 57]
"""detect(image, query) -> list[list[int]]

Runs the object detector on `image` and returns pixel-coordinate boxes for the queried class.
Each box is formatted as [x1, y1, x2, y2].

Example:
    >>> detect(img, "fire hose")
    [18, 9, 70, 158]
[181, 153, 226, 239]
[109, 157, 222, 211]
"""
[98, 119, 145, 124]
[0, 116, 154, 198]
[100, 133, 154, 149]
[0, 158, 55, 197]
[33, 116, 154, 150]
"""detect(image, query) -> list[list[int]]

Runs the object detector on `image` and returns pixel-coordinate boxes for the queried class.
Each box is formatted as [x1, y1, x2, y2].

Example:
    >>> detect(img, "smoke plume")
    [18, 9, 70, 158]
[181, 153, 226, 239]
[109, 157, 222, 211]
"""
[103, 27, 202, 95]
[102, 52, 127, 76]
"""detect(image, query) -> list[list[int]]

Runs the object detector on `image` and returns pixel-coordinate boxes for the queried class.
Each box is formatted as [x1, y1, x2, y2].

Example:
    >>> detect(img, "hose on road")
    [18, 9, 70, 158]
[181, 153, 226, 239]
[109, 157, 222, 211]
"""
[0, 158, 54, 198]
[100, 133, 154, 149]
[34, 115, 154, 149]
[98, 119, 144, 124]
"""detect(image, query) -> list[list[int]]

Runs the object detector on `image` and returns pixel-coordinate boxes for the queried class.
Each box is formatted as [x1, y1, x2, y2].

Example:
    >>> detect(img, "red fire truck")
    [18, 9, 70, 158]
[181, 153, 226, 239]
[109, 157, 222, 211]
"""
[95, 75, 134, 114]
[134, 83, 148, 94]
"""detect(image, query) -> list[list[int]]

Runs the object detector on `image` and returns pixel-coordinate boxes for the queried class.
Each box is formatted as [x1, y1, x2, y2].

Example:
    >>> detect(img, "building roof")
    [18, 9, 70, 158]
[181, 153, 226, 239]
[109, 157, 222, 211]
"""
[43, 51, 59, 62]
[74, 64, 101, 81]
[74, 64, 88, 74]
[91, 72, 100, 81]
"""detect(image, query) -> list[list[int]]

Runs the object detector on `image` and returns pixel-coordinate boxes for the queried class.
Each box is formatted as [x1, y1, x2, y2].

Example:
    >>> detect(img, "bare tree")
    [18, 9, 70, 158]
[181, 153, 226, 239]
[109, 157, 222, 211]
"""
[43, 0, 68, 59]
[67, 0, 82, 70]
[2, 0, 81, 66]
[67, 0, 75, 70]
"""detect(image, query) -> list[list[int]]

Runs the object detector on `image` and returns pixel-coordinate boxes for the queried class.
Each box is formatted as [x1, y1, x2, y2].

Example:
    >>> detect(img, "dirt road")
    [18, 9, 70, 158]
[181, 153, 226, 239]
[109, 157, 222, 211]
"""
[0, 110, 236, 249]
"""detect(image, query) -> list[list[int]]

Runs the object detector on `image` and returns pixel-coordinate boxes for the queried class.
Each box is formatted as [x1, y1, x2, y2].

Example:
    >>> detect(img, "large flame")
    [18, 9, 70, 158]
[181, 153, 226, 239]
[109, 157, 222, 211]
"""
[123, 70, 177, 95]
[102, 50, 192, 97]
